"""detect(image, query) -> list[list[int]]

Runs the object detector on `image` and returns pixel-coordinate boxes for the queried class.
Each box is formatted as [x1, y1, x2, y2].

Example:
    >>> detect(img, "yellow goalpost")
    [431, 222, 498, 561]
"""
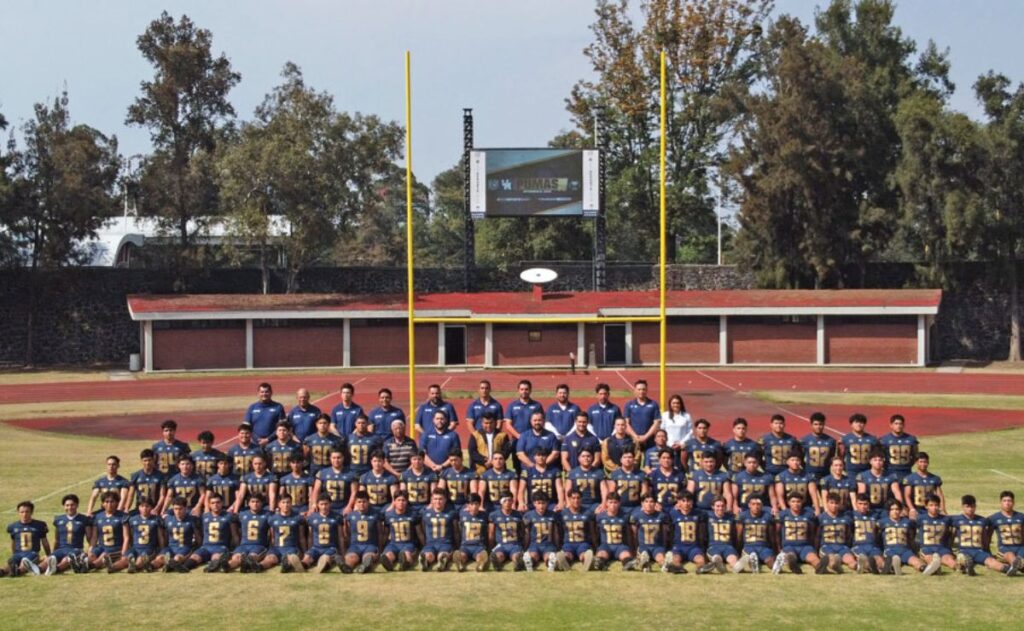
[403, 51, 669, 439]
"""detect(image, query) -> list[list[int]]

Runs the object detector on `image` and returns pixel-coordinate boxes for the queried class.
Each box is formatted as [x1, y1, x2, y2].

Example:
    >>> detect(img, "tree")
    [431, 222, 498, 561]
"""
[417, 164, 467, 268]
[220, 63, 404, 290]
[0, 111, 16, 266]
[126, 11, 240, 270]
[6, 91, 119, 364]
[567, 0, 771, 262]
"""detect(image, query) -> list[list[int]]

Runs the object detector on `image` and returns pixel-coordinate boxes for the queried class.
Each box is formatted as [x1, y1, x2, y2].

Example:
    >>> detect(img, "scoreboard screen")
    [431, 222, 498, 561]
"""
[469, 148, 599, 219]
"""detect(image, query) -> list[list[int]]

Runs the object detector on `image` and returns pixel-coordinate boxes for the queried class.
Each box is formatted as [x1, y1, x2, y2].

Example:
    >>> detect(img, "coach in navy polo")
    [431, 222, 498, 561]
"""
[287, 388, 321, 441]
[368, 388, 406, 439]
[623, 379, 660, 447]
[420, 412, 461, 472]
[545, 384, 580, 439]
[329, 382, 364, 437]
[414, 384, 458, 438]
[561, 412, 601, 471]
[587, 383, 622, 440]
[516, 411, 561, 469]
[504, 379, 544, 440]
[466, 379, 504, 432]
[245, 382, 287, 445]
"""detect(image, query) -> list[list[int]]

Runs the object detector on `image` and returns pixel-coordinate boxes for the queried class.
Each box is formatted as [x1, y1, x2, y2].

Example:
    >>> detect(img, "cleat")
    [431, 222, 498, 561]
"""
[731, 555, 748, 574]
[660, 558, 671, 573]
[868, 556, 879, 575]
[511, 552, 525, 572]
[593, 557, 607, 571]
[103, 555, 115, 574]
[829, 554, 843, 574]
[334, 554, 345, 571]
[162, 553, 172, 573]
[8, 558, 20, 577]
[287, 554, 306, 573]
[380, 555, 394, 572]
[45, 556, 57, 576]
[637, 550, 651, 572]
[749, 553, 760, 574]
[488, 552, 501, 571]
[437, 552, 451, 572]
[771, 554, 786, 576]
[68, 554, 81, 574]
[1004, 564, 1019, 577]
[316, 554, 332, 573]
[339, 562, 353, 574]
[555, 551, 570, 572]
[202, 557, 217, 573]
[856, 554, 869, 574]
[965, 556, 976, 576]
[280, 560, 293, 574]
[622, 558, 638, 572]
[546, 554, 556, 572]
[419, 553, 430, 572]
[711, 554, 726, 574]
[1015, 558, 1024, 572]
[892, 555, 902, 576]
[77, 553, 89, 573]
[452, 550, 467, 572]
[355, 554, 373, 574]
[581, 549, 595, 572]
[696, 562, 715, 575]
[923, 555, 942, 577]
[955, 553, 967, 574]
[881, 556, 892, 575]
[815, 559, 829, 575]
[475, 551, 489, 572]
[523, 553, 534, 572]
[668, 563, 687, 574]
[127, 557, 138, 574]
[21, 558, 41, 576]
[788, 554, 803, 575]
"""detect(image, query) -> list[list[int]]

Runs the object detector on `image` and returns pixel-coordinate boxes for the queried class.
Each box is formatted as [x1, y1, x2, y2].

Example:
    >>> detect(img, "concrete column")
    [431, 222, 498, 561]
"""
[719, 316, 728, 365]
[342, 318, 351, 367]
[816, 314, 826, 365]
[438, 323, 446, 367]
[624, 322, 634, 365]
[245, 319, 254, 369]
[577, 322, 586, 367]
[917, 314, 926, 366]
[143, 321, 153, 373]
[484, 323, 494, 368]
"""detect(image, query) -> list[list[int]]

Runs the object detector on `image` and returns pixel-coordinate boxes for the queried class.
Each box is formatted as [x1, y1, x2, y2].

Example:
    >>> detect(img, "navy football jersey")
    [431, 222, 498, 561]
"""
[458, 508, 488, 547]
[609, 468, 645, 508]
[596, 511, 629, 547]
[799, 433, 836, 478]
[779, 508, 816, 547]
[817, 511, 852, 547]
[348, 433, 382, 475]
[440, 467, 476, 506]
[668, 508, 705, 546]
[520, 466, 559, 505]
[760, 432, 799, 475]
[93, 511, 128, 551]
[723, 438, 762, 473]
[241, 471, 277, 502]
[53, 513, 91, 550]
[560, 508, 592, 545]
[346, 510, 381, 547]
[647, 468, 686, 506]
[915, 513, 951, 548]
[776, 469, 815, 504]
[737, 510, 774, 547]
[903, 472, 943, 509]
[128, 513, 162, 551]
[227, 443, 264, 475]
[307, 512, 341, 549]
[565, 467, 604, 507]
[989, 511, 1024, 550]
[632, 509, 668, 547]
[841, 432, 879, 475]
[684, 437, 723, 473]
[878, 432, 918, 476]
[818, 474, 857, 510]
[384, 510, 418, 545]
[278, 473, 313, 509]
[92, 474, 130, 498]
[879, 515, 913, 549]
[949, 514, 989, 550]
[523, 509, 559, 547]
[165, 473, 204, 509]
[490, 510, 523, 546]
[206, 473, 241, 509]
[192, 448, 224, 478]
[304, 433, 344, 474]
[732, 470, 774, 508]
[851, 511, 880, 547]
[238, 510, 271, 547]
[129, 469, 165, 510]
[422, 507, 456, 546]
[317, 467, 356, 511]
[152, 440, 191, 474]
[265, 440, 303, 476]
[857, 470, 899, 510]
[401, 468, 438, 508]
[201, 511, 235, 547]
[163, 513, 198, 551]
[480, 469, 517, 507]
[706, 512, 735, 547]
[691, 469, 730, 509]
[268, 512, 304, 549]
[7, 519, 48, 553]
[359, 471, 398, 509]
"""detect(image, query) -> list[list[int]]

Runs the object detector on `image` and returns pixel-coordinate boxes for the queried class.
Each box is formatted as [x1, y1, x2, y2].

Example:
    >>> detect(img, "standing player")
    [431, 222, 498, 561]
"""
[775, 453, 821, 514]
[558, 488, 595, 570]
[153, 419, 191, 474]
[504, 379, 544, 442]
[3, 501, 50, 577]
[950, 494, 1018, 576]
[773, 493, 825, 575]
[522, 491, 560, 572]
[989, 490, 1024, 571]
[87, 492, 128, 572]
[647, 448, 686, 508]
[736, 495, 776, 573]
[817, 492, 856, 573]
[689, 452, 734, 514]
[359, 451, 399, 516]
[86, 455, 130, 515]
[565, 449, 605, 515]
[631, 493, 669, 572]
[439, 451, 476, 510]
[381, 491, 418, 571]
[454, 493, 490, 571]
[278, 454, 313, 515]
[519, 449, 563, 511]
[799, 412, 836, 480]
[192, 431, 225, 479]
[189, 494, 237, 573]
[348, 414, 382, 476]
[233, 453, 277, 513]
[723, 418, 760, 474]
[305, 414, 343, 476]
[666, 491, 707, 574]
[587, 383, 622, 440]
[367, 388, 406, 440]
[165, 456, 205, 516]
[840, 413, 879, 476]
[545, 384, 580, 440]
[760, 415, 799, 478]
[704, 497, 743, 574]
[850, 493, 884, 574]
[160, 496, 198, 572]
[915, 494, 955, 575]
[244, 383, 287, 446]
[125, 498, 163, 573]
[265, 421, 303, 477]
[288, 387, 321, 442]
[329, 382, 364, 438]
[817, 457, 857, 513]
[401, 450, 438, 516]
[902, 452, 945, 518]
[260, 495, 305, 573]
[302, 494, 343, 572]
[488, 493, 525, 571]
[127, 449, 165, 514]
[226, 493, 271, 573]
[623, 380, 660, 447]
[878, 414, 918, 478]
[683, 419, 723, 474]
[466, 379, 503, 432]
[47, 494, 92, 574]
[227, 423, 263, 475]
[311, 448, 356, 517]
[857, 449, 903, 515]
[608, 450, 646, 512]
[414, 383, 459, 437]
[593, 492, 633, 571]
[561, 412, 602, 472]
[731, 453, 776, 516]
[480, 452, 518, 511]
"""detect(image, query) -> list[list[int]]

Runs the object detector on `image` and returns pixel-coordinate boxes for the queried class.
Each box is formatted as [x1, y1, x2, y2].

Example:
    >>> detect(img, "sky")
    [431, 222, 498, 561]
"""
[2, 0, 1024, 187]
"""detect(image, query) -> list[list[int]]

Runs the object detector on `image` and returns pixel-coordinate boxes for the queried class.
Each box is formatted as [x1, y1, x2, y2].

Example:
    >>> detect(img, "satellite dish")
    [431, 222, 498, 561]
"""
[520, 267, 558, 284]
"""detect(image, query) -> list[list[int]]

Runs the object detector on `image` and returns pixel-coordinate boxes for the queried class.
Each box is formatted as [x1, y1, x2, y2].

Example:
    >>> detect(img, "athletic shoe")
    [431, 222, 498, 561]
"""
[771, 554, 786, 576]
[161, 552, 172, 573]
[339, 562, 353, 574]
[288, 553, 305, 573]
[868, 556, 879, 574]
[77, 553, 89, 573]
[280, 559, 293, 574]
[815, 558, 829, 575]
[855, 554, 868, 574]
[710, 554, 725, 574]
[45, 556, 56, 576]
[202, 558, 217, 573]
[21, 558, 41, 576]
[475, 551, 490, 572]
[622, 557, 639, 572]
[380, 554, 394, 572]
[892, 555, 902, 576]
[1004, 564, 1019, 577]
[749, 553, 760, 574]
[7, 558, 19, 577]
[452, 550, 467, 572]
[489, 551, 501, 571]
[581, 549, 595, 572]
[592, 557, 607, 571]
[668, 563, 687, 574]
[68, 554, 81, 574]
[637, 550, 651, 572]
[696, 561, 716, 575]
[923, 555, 942, 577]
[316, 554, 332, 573]
[788, 553, 803, 575]
[546, 554, 556, 572]
[731, 555, 748, 574]
[355, 554, 373, 574]
[660, 557, 671, 573]
[437, 552, 451, 572]
[555, 551, 570, 572]
[829, 554, 843, 574]
[419, 553, 430, 572]
[881, 556, 892, 575]
[128, 557, 138, 574]
[523, 553, 534, 572]
[103, 555, 115, 574]
[511, 552, 525, 571]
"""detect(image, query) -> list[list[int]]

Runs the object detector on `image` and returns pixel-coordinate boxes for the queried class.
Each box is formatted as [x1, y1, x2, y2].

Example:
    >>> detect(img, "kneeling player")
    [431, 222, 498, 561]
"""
[915, 494, 956, 575]
[125, 498, 163, 573]
[704, 496, 743, 574]
[630, 493, 669, 572]
[303, 494, 343, 572]
[343, 491, 382, 573]
[2, 501, 50, 577]
[817, 492, 856, 573]
[88, 492, 128, 572]
[559, 488, 594, 570]
[522, 491, 560, 571]
[736, 495, 775, 573]
[488, 493, 525, 571]
[990, 490, 1024, 571]
[774, 492, 825, 575]
[879, 499, 923, 575]
[228, 493, 271, 573]
[666, 491, 707, 574]
[454, 493, 489, 571]
[594, 492, 633, 571]
[951, 494, 1018, 577]
[261, 494, 306, 573]
[419, 489, 456, 571]
[47, 494, 91, 575]
[382, 491, 418, 571]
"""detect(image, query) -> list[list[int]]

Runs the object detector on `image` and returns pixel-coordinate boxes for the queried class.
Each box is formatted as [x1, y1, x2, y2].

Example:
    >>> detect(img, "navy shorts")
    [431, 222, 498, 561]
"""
[527, 543, 557, 556]
[562, 542, 592, 558]
[234, 544, 267, 556]
[782, 545, 816, 562]
[90, 545, 121, 557]
[921, 545, 952, 557]
[306, 546, 338, 561]
[164, 545, 192, 558]
[884, 546, 915, 563]
[193, 545, 229, 562]
[999, 545, 1024, 558]
[421, 542, 453, 555]
[598, 544, 632, 558]
[820, 544, 851, 556]
[959, 548, 993, 564]
[268, 546, 300, 559]
[383, 542, 417, 556]
[10, 551, 39, 564]
[707, 544, 738, 559]
[492, 543, 523, 557]
[671, 544, 705, 562]
[637, 544, 667, 557]
[346, 543, 378, 557]
[459, 544, 486, 558]
[52, 547, 82, 562]
[743, 544, 774, 562]
[851, 544, 882, 557]
[127, 546, 159, 559]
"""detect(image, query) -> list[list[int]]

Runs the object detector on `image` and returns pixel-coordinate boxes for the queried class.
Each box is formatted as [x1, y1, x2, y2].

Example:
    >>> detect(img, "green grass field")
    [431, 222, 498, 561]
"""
[0, 419, 1022, 629]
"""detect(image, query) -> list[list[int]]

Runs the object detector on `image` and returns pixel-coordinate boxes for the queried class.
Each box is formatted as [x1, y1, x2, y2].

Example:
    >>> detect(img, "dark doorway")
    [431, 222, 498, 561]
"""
[444, 325, 467, 365]
[604, 324, 626, 364]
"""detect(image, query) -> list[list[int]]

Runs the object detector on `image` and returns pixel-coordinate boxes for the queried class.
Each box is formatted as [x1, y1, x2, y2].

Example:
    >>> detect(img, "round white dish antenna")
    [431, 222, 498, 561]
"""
[520, 268, 558, 284]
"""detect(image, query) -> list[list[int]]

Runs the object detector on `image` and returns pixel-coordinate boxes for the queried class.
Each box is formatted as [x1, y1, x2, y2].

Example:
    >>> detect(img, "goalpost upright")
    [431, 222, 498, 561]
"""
[403, 51, 670, 428]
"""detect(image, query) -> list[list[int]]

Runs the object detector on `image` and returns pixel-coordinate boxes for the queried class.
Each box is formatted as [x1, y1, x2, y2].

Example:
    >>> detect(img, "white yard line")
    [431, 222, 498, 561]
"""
[3, 475, 97, 512]
[613, 369, 634, 390]
[695, 369, 737, 392]
[990, 469, 1024, 483]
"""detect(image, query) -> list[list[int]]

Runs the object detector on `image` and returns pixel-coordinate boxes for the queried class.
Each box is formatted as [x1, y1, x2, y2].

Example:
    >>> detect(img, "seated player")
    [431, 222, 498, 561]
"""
[2, 501, 50, 577]
[205, 456, 240, 515]
[773, 492, 825, 575]
[305, 413, 344, 476]
[879, 499, 922, 575]
[234, 454, 277, 513]
[666, 491, 707, 574]
[302, 494, 343, 573]
[47, 494, 92, 575]
[125, 498, 164, 573]
[488, 493, 525, 571]
[856, 449, 903, 515]
[519, 448, 563, 512]
[165, 456, 206, 517]
[565, 449, 605, 515]
[454, 493, 490, 572]
[841, 413, 879, 476]
[342, 491, 382, 573]
[630, 493, 669, 572]
[260, 494, 306, 573]
[915, 494, 955, 576]
[950, 494, 1018, 577]
[799, 412, 836, 480]
[760, 414, 799, 477]
[601, 417, 638, 475]
[192, 430, 225, 479]
[683, 419, 723, 474]
[879, 413, 918, 478]
[419, 489, 456, 571]
[593, 492, 633, 571]
[439, 451, 476, 511]
[227, 423, 263, 474]
[817, 457, 856, 513]
[153, 419, 191, 474]
[689, 452, 734, 515]
[558, 488, 595, 571]
[522, 491, 560, 572]
[86, 455, 130, 515]
[736, 495, 776, 573]
[989, 490, 1024, 571]
[311, 448, 356, 517]
[703, 496, 743, 574]
[775, 453, 821, 515]
[227, 493, 271, 573]
[401, 450, 438, 517]
[903, 452, 945, 519]
[480, 452, 519, 511]
[608, 450, 646, 513]
[647, 448, 686, 509]
[850, 493, 884, 574]
[381, 491, 419, 571]
[160, 496, 199, 572]
[561, 412, 602, 472]
[266, 421, 303, 477]
[732, 453, 777, 516]
[278, 454, 313, 515]
[817, 492, 856, 573]
[88, 491, 129, 572]
[127, 449, 165, 515]
[723, 417, 761, 474]
[360, 451, 399, 516]
[190, 493, 237, 573]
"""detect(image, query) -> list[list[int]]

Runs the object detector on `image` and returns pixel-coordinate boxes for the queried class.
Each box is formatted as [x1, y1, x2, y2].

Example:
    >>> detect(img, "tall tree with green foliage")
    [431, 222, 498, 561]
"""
[126, 11, 240, 269]
[567, 0, 771, 263]
[219, 63, 404, 290]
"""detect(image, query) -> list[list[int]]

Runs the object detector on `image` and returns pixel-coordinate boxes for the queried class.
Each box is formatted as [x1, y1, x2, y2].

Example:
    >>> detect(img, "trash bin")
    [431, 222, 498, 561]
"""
[129, 353, 141, 372]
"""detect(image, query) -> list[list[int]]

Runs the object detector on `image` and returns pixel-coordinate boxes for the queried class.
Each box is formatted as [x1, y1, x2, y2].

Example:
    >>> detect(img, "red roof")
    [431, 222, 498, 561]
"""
[127, 289, 941, 319]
